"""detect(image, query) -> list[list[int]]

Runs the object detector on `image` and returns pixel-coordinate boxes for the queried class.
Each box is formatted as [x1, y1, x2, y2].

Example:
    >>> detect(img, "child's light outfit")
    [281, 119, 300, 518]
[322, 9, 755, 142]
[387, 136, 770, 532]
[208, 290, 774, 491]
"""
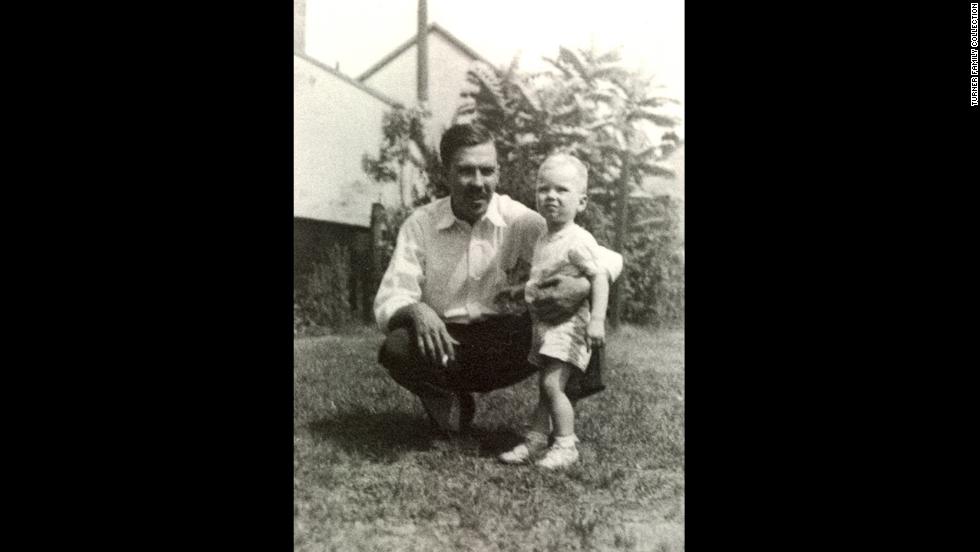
[525, 223, 604, 371]
[499, 223, 601, 469]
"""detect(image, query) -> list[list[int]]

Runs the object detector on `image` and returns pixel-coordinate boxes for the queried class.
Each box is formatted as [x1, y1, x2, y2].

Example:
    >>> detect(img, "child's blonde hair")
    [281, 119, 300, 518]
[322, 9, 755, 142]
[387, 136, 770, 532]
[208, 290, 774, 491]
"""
[538, 153, 588, 192]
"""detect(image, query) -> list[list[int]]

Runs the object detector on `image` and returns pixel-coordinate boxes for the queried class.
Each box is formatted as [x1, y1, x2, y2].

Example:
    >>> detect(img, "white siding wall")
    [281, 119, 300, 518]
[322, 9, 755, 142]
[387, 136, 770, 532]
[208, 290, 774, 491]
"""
[294, 56, 402, 226]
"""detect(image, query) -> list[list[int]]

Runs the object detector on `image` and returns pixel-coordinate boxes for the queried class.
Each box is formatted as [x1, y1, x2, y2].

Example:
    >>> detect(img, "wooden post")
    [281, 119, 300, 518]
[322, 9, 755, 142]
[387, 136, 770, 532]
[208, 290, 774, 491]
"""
[366, 202, 387, 324]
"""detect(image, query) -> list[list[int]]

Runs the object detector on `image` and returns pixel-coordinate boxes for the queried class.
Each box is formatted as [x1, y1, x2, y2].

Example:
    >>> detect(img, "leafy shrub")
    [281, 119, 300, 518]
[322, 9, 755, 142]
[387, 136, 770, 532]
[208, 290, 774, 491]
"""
[617, 196, 684, 327]
[294, 243, 353, 335]
[372, 204, 414, 291]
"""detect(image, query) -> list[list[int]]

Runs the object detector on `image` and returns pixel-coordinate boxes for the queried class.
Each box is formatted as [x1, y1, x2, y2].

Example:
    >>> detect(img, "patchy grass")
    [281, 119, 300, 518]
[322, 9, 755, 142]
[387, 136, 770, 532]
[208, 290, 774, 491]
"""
[294, 325, 684, 551]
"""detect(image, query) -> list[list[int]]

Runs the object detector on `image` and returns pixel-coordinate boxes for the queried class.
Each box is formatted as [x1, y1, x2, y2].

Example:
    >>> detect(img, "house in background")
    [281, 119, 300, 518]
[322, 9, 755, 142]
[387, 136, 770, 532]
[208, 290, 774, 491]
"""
[294, 0, 404, 323]
[294, 53, 402, 226]
[294, 0, 496, 325]
[357, 22, 492, 150]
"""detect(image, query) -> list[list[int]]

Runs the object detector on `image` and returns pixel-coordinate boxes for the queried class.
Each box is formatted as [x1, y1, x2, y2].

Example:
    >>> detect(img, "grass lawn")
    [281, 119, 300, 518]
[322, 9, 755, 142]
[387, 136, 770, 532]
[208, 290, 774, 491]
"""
[294, 325, 684, 551]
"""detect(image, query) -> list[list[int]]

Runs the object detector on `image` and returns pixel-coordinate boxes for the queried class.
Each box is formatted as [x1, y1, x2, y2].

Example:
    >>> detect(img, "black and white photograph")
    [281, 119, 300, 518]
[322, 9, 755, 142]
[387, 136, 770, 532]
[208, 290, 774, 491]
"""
[294, 1, 684, 549]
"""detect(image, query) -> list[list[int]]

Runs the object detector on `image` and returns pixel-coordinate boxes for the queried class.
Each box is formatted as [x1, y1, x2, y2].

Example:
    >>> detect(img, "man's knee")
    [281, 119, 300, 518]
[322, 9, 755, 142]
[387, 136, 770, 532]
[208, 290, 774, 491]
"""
[379, 328, 452, 398]
[379, 327, 411, 366]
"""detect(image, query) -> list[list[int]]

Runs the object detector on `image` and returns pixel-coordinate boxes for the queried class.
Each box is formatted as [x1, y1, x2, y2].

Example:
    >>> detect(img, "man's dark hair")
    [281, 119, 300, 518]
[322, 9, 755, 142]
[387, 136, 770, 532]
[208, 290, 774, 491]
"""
[439, 122, 496, 168]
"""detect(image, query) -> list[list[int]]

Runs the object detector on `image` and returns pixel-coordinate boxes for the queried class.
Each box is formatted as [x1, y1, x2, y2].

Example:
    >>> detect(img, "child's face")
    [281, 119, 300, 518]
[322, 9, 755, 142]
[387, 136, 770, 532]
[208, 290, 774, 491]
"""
[536, 164, 588, 226]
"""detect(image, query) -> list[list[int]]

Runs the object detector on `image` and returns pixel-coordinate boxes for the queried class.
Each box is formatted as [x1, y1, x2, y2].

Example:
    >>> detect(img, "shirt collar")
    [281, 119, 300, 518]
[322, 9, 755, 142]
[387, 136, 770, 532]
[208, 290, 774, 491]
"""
[436, 194, 508, 230]
[544, 221, 578, 241]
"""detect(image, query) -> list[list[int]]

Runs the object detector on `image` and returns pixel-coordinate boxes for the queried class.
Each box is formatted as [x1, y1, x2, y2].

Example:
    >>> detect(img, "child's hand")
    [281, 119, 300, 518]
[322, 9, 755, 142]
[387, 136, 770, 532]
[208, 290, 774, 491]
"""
[587, 318, 605, 350]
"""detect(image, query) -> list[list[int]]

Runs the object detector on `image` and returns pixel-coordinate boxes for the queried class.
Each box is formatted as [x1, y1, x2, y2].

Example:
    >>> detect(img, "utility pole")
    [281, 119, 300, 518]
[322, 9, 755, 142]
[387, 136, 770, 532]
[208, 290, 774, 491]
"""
[417, 0, 429, 103]
[293, 0, 305, 54]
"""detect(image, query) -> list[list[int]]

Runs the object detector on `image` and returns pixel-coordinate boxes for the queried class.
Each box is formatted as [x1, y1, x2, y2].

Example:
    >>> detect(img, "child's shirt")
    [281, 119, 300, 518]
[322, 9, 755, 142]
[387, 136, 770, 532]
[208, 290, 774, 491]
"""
[525, 223, 605, 371]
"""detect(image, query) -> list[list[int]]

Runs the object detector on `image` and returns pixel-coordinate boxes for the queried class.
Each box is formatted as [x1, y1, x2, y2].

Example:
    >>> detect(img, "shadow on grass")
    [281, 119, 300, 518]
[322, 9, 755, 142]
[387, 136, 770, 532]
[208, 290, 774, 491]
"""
[307, 409, 429, 463]
[471, 426, 526, 457]
[306, 408, 527, 463]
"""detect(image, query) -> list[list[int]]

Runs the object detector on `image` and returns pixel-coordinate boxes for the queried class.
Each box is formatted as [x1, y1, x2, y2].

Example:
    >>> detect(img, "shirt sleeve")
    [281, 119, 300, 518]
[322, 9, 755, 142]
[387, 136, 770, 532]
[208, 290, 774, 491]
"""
[568, 229, 604, 278]
[595, 246, 623, 283]
[372, 215, 426, 332]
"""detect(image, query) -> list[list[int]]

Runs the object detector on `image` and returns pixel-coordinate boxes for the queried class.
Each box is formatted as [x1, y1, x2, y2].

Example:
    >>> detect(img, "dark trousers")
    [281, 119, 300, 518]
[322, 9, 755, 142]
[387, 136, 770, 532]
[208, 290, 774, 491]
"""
[378, 313, 605, 401]
[379, 314, 537, 399]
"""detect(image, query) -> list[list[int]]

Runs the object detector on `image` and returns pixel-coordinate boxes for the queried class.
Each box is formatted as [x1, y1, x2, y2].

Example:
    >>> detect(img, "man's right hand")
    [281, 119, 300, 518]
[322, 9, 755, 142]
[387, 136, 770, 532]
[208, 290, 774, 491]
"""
[528, 273, 591, 324]
[399, 303, 459, 368]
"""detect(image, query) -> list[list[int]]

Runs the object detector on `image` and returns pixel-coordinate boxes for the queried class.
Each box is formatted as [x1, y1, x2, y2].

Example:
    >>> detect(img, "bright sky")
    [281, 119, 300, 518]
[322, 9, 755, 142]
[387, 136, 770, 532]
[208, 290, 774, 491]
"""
[304, 0, 684, 104]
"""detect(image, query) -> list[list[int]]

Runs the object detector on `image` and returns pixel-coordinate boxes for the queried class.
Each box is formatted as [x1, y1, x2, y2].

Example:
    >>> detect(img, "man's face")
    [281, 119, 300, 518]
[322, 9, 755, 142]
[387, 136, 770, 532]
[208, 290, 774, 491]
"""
[448, 141, 499, 225]
[536, 163, 587, 226]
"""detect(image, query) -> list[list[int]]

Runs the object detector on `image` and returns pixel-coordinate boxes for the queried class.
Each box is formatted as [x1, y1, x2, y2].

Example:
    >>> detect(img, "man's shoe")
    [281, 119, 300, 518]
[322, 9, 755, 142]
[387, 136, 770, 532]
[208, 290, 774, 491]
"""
[420, 394, 453, 433]
[427, 427, 456, 450]
[457, 392, 476, 433]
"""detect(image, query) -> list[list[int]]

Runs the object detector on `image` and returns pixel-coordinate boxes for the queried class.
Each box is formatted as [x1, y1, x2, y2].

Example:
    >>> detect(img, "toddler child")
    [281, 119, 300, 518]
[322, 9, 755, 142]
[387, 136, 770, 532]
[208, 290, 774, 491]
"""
[498, 153, 609, 469]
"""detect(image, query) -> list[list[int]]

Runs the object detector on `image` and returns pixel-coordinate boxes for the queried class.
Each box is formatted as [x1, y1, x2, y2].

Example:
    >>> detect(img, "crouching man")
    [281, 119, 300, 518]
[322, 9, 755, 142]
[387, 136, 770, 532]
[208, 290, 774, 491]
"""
[374, 122, 622, 437]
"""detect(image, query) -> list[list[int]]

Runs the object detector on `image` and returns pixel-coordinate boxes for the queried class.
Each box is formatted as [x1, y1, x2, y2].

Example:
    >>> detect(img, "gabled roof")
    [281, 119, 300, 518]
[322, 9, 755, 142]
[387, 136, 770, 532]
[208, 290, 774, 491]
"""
[357, 22, 492, 82]
[295, 51, 402, 107]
